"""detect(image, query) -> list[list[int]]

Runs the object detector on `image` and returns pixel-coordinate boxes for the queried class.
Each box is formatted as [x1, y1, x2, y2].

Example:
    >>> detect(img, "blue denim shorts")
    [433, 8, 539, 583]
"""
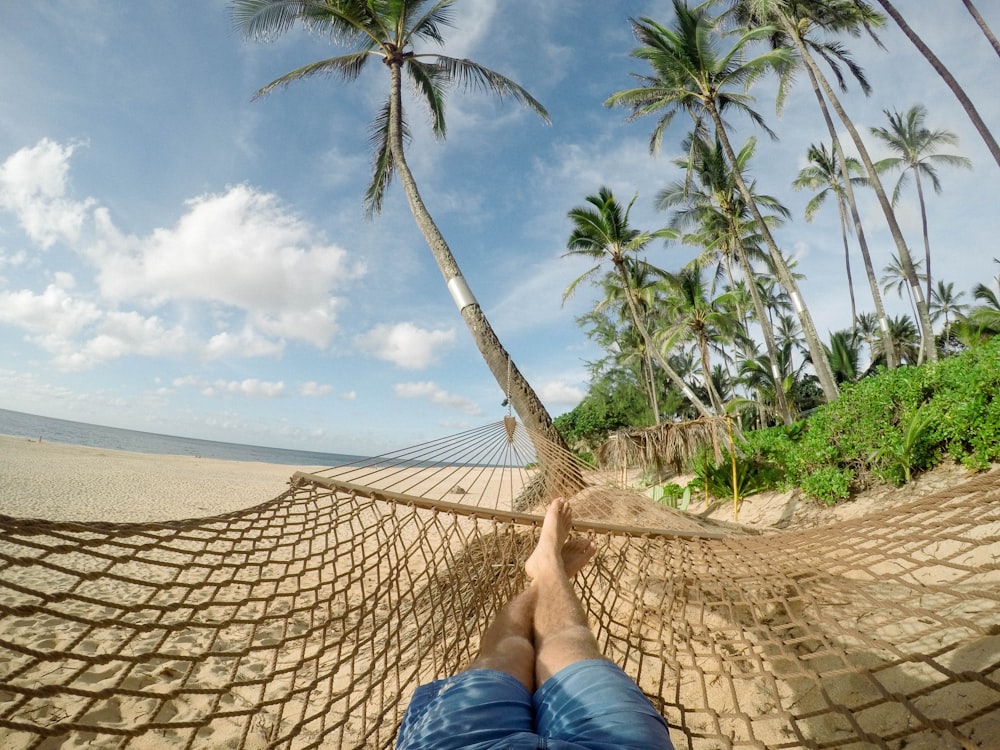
[395, 659, 674, 750]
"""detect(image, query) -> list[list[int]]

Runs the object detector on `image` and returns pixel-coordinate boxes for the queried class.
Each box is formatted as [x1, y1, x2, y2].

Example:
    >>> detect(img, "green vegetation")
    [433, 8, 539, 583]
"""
[737, 338, 1000, 502]
[559, 339, 1000, 506]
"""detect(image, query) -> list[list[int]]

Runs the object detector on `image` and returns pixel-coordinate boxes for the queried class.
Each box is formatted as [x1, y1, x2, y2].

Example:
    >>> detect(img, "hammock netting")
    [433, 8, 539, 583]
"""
[1, 418, 998, 749]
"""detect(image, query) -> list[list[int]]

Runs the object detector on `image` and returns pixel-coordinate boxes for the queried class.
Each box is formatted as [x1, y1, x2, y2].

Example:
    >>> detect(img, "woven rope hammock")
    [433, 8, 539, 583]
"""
[1, 418, 998, 749]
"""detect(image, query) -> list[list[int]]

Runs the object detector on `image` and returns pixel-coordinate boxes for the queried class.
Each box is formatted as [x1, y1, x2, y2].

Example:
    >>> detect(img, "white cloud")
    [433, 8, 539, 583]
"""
[356, 322, 456, 369]
[539, 380, 586, 405]
[204, 328, 285, 360]
[173, 376, 286, 399]
[0, 249, 28, 270]
[0, 139, 94, 248]
[0, 140, 370, 367]
[89, 185, 361, 347]
[51, 311, 192, 370]
[0, 275, 102, 358]
[299, 381, 332, 397]
[394, 381, 482, 415]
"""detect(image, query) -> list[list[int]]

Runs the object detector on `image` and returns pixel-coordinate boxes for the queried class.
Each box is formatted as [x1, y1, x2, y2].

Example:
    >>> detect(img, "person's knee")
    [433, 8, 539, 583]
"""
[469, 634, 535, 688]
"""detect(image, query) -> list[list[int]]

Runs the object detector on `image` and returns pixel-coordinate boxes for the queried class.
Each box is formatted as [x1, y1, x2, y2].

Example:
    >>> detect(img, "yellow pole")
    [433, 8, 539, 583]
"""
[726, 415, 739, 521]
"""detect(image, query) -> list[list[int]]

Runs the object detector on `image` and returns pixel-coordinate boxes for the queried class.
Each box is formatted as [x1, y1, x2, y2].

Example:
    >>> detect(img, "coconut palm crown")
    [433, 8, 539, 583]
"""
[232, 0, 549, 214]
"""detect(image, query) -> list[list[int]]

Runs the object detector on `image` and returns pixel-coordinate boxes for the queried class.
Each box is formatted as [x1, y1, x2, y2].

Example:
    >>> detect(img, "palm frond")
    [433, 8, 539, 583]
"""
[231, 0, 308, 39]
[253, 52, 373, 98]
[431, 56, 550, 123]
[407, 0, 456, 46]
[364, 98, 406, 216]
[405, 59, 450, 137]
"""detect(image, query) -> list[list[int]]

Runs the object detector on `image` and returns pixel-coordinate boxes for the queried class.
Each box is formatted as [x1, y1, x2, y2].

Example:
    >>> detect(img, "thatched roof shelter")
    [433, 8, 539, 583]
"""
[595, 417, 731, 476]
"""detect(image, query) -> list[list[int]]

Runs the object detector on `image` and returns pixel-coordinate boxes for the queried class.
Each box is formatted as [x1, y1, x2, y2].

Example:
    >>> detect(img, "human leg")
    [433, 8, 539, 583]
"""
[465, 586, 537, 690]
[533, 659, 674, 750]
[526, 498, 674, 749]
[467, 532, 598, 690]
[396, 515, 597, 750]
[525, 497, 602, 686]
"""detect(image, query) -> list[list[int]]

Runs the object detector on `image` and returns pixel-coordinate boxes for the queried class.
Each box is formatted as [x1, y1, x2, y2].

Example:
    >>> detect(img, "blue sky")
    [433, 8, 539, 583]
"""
[0, 1, 998, 456]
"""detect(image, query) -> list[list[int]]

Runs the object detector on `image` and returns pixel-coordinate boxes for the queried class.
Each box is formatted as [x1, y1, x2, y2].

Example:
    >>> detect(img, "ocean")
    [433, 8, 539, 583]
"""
[0, 408, 368, 467]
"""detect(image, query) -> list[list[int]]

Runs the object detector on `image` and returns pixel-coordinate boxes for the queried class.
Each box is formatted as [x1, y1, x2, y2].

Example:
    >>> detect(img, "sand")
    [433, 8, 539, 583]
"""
[0, 434, 320, 522]
[1, 435, 996, 748]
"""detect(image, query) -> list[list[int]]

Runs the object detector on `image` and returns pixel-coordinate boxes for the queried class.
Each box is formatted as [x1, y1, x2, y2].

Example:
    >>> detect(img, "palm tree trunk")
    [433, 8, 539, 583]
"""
[782, 15, 936, 364]
[836, 197, 858, 331]
[706, 102, 841, 404]
[875, 0, 1000, 169]
[962, 0, 1000, 58]
[698, 335, 725, 413]
[386, 65, 580, 491]
[801, 65, 896, 366]
[642, 348, 661, 425]
[831, 130, 897, 369]
[614, 263, 716, 418]
[912, 168, 934, 311]
[727, 236, 793, 425]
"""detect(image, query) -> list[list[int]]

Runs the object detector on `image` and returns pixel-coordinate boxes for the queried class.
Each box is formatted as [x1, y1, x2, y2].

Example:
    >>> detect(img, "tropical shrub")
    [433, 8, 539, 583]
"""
[687, 448, 783, 501]
[647, 482, 690, 510]
[800, 466, 853, 504]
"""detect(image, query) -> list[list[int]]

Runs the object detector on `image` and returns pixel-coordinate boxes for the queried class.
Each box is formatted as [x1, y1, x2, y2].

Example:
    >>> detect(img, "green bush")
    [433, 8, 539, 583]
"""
[919, 340, 1000, 469]
[687, 448, 783, 501]
[800, 466, 853, 504]
[733, 338, 1000, 503]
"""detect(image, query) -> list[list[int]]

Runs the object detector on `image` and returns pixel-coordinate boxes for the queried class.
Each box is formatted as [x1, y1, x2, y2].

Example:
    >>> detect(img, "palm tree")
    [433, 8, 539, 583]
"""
[881, 253, 925, 324]
[231, 1, 564, 447]
[854, 311, 880, 368]
[962, 0, 1000, 59]
[824, 329, 861, 384]
[659, 134, 794, 424]
[871, 0, 1000, 169]
[727, 0, 937, 363]
[586, 264, 668, 422]
[872, 314, 922, 366]
[563, 187, 714, 419]
[606, 0, 841, 404]
[659, 263, 737, 413]
[929, 280, 969, 332]
[871, 105, 972, 305]
[793, 142, 871, 331]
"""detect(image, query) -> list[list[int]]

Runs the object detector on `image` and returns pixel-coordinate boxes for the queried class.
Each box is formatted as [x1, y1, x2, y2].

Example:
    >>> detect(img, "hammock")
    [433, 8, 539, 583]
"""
[0, 418, 998, 749]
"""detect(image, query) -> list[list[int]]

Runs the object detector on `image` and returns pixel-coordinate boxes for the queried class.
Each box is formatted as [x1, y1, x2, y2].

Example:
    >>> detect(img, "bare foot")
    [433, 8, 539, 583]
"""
[525, 498, 574, 580]
[561, 537, 597, 578]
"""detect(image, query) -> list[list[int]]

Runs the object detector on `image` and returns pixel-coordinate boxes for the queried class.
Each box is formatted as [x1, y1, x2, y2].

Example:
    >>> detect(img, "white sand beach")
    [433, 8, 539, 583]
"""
[1, 434, 997, 748]
[0, 434, 319, 522]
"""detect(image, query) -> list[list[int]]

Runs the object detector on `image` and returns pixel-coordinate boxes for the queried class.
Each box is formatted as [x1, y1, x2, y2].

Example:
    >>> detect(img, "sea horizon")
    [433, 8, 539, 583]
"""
[0, 408, 370, 467]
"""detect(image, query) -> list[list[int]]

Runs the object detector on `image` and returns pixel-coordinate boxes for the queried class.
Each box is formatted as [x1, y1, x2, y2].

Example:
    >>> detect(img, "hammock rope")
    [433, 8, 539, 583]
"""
[1, 418, 998, 749]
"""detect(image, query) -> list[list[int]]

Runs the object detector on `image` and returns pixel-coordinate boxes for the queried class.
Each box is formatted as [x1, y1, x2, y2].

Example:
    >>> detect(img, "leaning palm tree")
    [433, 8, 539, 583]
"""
[962, 0, 1000, 59]
[231, 1, 563, 447]
[723, 0, 937, 364]
[871, 104, 972, 306]
[871, 0, 1000, 169]
[606, 0, 841, 404]
[563, 187, 715, 419]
